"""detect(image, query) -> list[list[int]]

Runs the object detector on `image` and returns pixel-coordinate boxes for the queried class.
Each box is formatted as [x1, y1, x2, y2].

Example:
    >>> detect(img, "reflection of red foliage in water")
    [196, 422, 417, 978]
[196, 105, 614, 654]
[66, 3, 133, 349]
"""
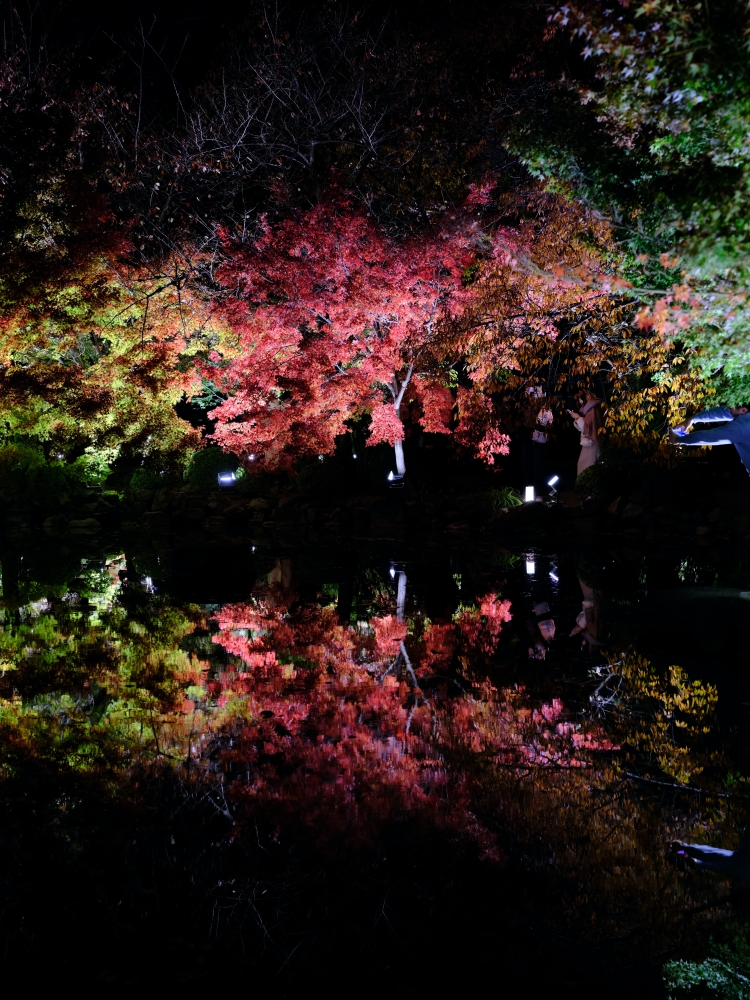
[371, 615, 408, 657]
[205, 589, 615, 848]
[419, 623, 456, 676]
[454, 592, 512, 654]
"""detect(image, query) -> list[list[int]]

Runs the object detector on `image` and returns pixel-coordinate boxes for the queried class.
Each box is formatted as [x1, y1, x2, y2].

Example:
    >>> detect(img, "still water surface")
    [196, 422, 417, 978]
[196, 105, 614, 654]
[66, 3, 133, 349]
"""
[1, 531, 749, 991]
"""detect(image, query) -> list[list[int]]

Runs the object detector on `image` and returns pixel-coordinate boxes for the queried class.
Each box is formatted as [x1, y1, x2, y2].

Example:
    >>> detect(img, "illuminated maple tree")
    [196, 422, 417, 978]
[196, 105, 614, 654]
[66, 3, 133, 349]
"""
[208, 189, 510, 474]
[447, 189, 713, 458]
[0, 184, 231, 468]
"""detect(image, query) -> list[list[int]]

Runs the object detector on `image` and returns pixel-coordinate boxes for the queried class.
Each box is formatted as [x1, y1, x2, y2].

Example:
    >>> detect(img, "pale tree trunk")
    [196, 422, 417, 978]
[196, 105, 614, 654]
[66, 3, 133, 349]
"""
[396, 570, 407, 622]
[381, 568, 418, 687]
[393, 439, 406, 476]
[390, 365, 413, 476]
[396, 569, 417, 684]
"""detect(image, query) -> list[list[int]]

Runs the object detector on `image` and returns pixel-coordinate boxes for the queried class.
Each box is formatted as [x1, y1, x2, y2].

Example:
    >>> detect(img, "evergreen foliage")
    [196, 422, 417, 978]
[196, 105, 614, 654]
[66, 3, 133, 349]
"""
[666, 933, 750, 999]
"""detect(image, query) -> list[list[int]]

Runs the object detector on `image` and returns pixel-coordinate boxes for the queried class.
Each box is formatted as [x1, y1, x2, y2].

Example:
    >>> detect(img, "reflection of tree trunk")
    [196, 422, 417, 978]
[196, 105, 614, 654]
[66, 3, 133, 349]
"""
[396, 570, 406, 622]
[268, 558, 292, 588]
[399, 640, 418, 686]
[382, 570, 420, 688]
[571, 577, 604, 647]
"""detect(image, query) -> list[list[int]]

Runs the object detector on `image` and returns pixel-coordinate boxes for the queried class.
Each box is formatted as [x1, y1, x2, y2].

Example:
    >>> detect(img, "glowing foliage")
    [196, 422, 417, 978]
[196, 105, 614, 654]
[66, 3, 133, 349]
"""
[208, 193, 512, 471]
[204, 583, 631, 841]
[514, 1, 750, 409]
[454, 592, 513, 655]
[591, 652, 719, 785]
[0, 191, 230, 464]
[449, 190, 713, 456]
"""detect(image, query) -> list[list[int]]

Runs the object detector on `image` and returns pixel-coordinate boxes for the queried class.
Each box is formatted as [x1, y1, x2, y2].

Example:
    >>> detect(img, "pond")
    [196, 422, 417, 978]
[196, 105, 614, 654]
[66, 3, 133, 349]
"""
[1, 515, 749, 993]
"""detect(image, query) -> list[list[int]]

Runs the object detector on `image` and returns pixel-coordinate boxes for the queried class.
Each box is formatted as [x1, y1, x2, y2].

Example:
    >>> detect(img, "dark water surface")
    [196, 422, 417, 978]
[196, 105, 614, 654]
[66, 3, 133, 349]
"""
[2, 522, 749, 992]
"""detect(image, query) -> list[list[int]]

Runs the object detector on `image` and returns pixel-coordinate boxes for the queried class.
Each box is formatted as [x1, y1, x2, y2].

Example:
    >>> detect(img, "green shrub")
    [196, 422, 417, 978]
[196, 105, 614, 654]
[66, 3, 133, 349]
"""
[574, 463, 608, 500]
[70, 449, 114, 485]
[0, 441, 45, 477]
[129, 468, 163, 491]
[31, 463, 75, 502]
[479, 486, 523, 511]
[293, 454, 346, 496]
[235, 468, 278, 496]
[665, 934, 750, 998]
[184, 446, 239, 490]
[0, 443, 76, 503]
[574, 450, 637, 502]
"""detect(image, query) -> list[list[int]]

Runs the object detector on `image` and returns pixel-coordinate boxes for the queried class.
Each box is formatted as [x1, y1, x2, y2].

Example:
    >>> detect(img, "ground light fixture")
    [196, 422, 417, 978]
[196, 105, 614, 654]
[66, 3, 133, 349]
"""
[547, 475, 560, 501]
[218, 471, 236, 486]
[524, 486, 535, 502]
[388, 472, 405, 488]
[526, 557, 535, 575]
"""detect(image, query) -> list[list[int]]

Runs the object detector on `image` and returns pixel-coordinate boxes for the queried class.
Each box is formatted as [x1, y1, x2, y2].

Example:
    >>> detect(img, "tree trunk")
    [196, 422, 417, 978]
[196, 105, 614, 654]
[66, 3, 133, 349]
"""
[394, 437, 406, 476]
[396, 570, 407, 622]
[389, 366, 412, 477]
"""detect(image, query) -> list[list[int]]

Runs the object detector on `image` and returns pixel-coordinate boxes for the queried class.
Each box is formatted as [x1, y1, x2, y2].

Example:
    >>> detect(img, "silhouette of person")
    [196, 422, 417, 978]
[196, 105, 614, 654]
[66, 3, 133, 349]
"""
[521, 386, 552, 493]
[671, 405, 750, 473]
[568, 391, 603, 477]
[674, 827, 750, 879]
